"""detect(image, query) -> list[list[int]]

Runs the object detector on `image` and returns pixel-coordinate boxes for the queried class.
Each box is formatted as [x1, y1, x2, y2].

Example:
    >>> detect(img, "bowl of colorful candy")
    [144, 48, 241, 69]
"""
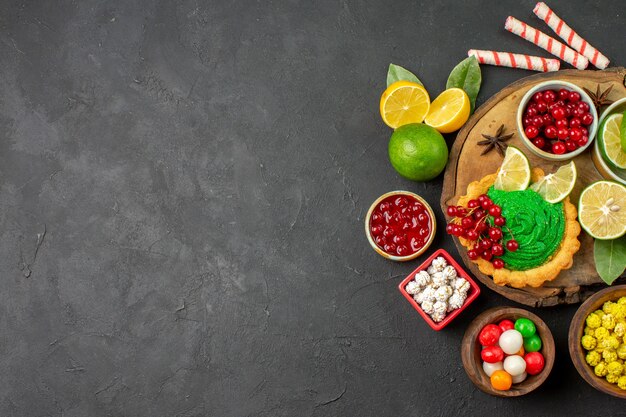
[569, 285, 626, 398]
[398, 249, 480, 331]
[461, 307, 555, 397]
[517, 80, 598, 160]
[365, 191, 436, 261]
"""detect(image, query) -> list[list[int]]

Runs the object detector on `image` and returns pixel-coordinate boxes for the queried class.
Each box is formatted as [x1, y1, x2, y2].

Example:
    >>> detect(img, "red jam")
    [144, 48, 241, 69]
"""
[369, 194, 432, 257]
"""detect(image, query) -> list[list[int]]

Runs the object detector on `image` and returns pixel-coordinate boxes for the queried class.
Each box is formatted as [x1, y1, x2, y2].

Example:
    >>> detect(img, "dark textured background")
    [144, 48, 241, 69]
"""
[0, 0, 624, 416]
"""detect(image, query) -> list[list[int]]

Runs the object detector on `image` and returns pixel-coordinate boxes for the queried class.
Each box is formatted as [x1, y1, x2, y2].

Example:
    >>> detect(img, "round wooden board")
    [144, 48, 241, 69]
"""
[441, 67, 626, 308]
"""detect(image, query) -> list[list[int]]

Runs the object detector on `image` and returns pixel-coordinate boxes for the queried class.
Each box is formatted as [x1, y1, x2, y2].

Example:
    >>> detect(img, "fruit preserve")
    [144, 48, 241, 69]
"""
[368, 193, 433, 257]
[522, 87, 594, 155]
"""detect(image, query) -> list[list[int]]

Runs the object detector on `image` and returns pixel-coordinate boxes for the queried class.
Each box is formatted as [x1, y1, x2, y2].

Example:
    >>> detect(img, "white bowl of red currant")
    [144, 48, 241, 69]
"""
[517, 80, 598, 161]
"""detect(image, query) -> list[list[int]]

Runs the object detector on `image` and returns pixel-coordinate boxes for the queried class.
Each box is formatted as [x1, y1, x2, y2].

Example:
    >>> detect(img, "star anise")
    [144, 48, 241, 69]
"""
[478, 124, 513, 156]
[582, 84, 614, 112]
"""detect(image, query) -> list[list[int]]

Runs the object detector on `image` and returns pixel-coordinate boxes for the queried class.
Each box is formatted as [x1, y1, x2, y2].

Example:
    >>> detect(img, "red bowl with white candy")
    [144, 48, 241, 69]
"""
[398, 249, 480, 331]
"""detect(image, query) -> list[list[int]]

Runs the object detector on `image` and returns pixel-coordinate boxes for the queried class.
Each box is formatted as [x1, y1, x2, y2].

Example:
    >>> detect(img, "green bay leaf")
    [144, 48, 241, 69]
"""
[594, 236, 626, 285]
[386, 64, 422, 87]
[446, 56, 481, 113]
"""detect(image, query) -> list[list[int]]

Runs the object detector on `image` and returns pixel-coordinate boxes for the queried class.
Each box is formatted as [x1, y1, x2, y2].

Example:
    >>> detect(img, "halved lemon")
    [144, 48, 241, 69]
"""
[599, 113, 626, 169]
[424, 88, 470, 133]
[379, 81, 430, 129]
[578, 181, 626, 240]
[494, 146, 531, 191]
[530, 161, 577, 203]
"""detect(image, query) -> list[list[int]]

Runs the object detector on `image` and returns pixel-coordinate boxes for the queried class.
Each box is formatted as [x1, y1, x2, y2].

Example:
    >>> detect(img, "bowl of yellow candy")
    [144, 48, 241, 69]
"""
[569, 285, 626, 398]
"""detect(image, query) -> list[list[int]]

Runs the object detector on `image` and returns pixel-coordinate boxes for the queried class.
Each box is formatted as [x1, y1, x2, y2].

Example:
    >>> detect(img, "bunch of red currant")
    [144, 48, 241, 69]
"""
[446, 194, 518, 269]
[522, 88, 593, 155]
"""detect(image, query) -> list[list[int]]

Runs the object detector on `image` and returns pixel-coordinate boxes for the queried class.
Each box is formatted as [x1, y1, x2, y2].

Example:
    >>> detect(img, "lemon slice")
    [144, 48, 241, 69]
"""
[380, 81, 430, 129]
[494, 146, 531, 191]
[530, 161, 577, 203]
[578, 181, 626, 240]
[599, 113, 626, 169]
[424, 88, 470, 133]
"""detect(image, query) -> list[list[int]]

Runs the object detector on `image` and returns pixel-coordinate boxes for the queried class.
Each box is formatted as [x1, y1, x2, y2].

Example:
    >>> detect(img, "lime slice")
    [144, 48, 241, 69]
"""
[599, 113, 626, 169]
[620, 110, 626, 152]
[578, 181, 626, 240]
[530, 161, 577, 203]
[494, 146, 531, 191]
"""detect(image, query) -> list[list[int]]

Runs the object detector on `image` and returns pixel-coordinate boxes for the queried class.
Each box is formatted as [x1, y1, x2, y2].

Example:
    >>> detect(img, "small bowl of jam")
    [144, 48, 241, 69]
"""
[365, 191, 436, 261]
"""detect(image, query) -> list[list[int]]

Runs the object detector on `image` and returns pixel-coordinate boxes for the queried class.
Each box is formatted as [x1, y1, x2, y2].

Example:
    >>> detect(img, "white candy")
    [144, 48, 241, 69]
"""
[431, 256, 447, 271]
[421, 300, 434, 315]
[427, 266, 438, 275]
[441, 265, 457, 280]
[447, 290, 466, 312]
[433, 300, 447, 315]
[405, 281, 421, 295]
[431, 272, 448, 288]
[454, 278, 471, 294]
[503, 355, 526, 376]
[512, 372, 527, 384]
[414, 271, 431, 287]
[499, 330, 524, 355]
[434, 286, 452, 302]
[420, 286, 436, 303]
[413, 292, 425, 304]
[482, 361, 503, 377]
[431, 310, 446, 323]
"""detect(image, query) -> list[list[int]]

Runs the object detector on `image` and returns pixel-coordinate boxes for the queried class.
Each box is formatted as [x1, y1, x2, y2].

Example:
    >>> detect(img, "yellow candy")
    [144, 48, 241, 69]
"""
[603, 350, 618, 363]
[587, 351, 602, 366]
[581, 335, 597, 350]
[584, 326, 595, 336]
[619, 376, 626, 390]
[608, 361, 624, 376]
[618, 297, 626, 306]
[595, 362, 609, 377]
[602, 314, 617, 330]
[616, 306, 626, 320]
[595, 327, 609, 340]
[586, 313, 601, 329]
[607, 373, 620, 384]
[618, 345, 626, 360]
[604, 302, 617, 315]
[601, 336, 620, 350]
[614, 322, 626, 337]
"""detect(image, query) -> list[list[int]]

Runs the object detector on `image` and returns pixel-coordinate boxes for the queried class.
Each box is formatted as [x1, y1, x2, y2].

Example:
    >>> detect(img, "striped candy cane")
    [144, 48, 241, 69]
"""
[468, 49, 560, 72]
[533, 2, 609, 69]
[504, 16, 589, 70]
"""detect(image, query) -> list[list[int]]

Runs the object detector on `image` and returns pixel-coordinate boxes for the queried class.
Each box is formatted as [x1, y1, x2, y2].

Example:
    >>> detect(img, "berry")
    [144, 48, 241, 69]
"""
[467, 249, 479, 260]
[551, 106, 566, 120]
[506, 239, 519, 252]
[473, 208, 487, 220]
[482, 250, 493, 261]
[557, 127, 569, 140]
[542, 90, 556, 103]
[569, 117, 581, 128]
[577, 135, 589, 147]
[569, 127, 582, 141]
[493, 216, 506, 227]
[558, 88, 570, 100]
[492, 258, 504, 269]
[467, 199, 479, 209]
[568, 91, 581, 102]
[522, 116, 533, 127]
[565, 140, 578, 152]
[578, 101, 590, 112]
[461, 217, 474, 229]
[555, 118, 568, 129]
[531, 91, 543, 102]
[532, 115, 544, 127]
[480, 198, 493, 210]
[543, 114, 554, 125]
[446, 206, 457, 217]
[488, 205, 502, 217]
[581, 113, 594, 125]
[476, 222, 488, 233]
[532, 137, 545, 149]
[536, 101, 548, 113]
[552, 142, 566, 154]
[489, 227, 503, 241]
[466, 230, 479, 241]
[544, 125, 557, 139]
[491, 243, 504, 256]
[480, 239, 493, 250]
[524, 125, 539, 139]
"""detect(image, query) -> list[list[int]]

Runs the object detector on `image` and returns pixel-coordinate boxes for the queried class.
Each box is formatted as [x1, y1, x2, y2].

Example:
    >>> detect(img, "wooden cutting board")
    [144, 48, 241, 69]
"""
[440, 67, 626, 307]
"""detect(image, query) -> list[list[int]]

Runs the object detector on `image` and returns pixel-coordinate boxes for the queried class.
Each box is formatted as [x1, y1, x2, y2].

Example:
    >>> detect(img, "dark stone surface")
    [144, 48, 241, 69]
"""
[0, 0, 623, 415]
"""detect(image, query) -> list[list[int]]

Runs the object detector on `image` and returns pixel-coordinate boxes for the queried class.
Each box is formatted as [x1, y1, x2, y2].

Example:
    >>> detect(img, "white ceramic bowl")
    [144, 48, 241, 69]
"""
[591, 97, 626, 186]
[517, 80, 598, 161]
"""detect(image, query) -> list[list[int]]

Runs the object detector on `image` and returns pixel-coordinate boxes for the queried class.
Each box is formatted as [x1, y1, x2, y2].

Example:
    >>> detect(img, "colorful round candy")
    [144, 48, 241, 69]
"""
[525, 352, 545, 375]
[498, 319, 515, 332]
[482, 361, 503, 377]
[481, 346, 504, 363]
[523, 334, 542, 352]
[479, 324, 502, 346]
[499, 329, 523, 355]
[511, 371, 527, 384]
[503, 355, 527, 376]
[490, 370, 512, 390]
[514, 318, 536, 338]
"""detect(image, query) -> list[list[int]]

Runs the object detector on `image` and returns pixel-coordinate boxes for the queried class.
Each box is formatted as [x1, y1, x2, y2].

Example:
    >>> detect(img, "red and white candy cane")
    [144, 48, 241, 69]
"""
[468, 49, 560, 72]
[533, 2, 609, 69]
[504, 16, 588, 70]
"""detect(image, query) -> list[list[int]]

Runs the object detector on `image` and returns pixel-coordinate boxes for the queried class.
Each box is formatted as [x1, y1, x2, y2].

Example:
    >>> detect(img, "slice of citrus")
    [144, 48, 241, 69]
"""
[530, 161, 577, 203]
[620, 110, 626, 152]
[379, 81, 430, 129]
[424, 88, 470, 133]
[578, 180, 626, 240]
[599, 113, 626, 169]
[494, 146, 531, 191]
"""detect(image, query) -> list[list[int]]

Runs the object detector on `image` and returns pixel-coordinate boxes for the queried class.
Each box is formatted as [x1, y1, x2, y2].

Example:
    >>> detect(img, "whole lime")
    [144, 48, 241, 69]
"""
[388, 123, 448, 181]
